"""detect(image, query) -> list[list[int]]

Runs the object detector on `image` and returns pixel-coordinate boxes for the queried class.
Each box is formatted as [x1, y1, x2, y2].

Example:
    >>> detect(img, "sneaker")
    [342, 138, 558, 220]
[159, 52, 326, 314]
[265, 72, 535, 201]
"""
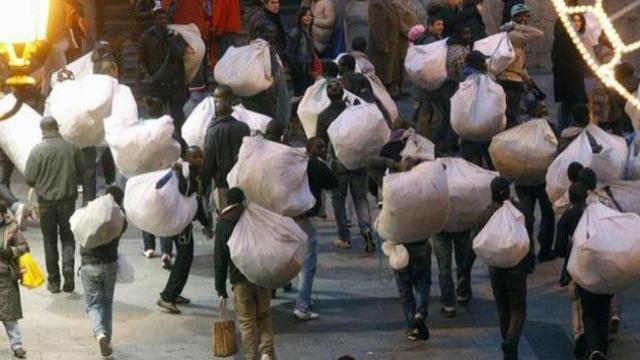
[47, 282, 61, 294]
[12, 347, 26, 359]
[175, 295, 191, 305]
[414, 313, 430, 341]
[501, 339, 518, 360]
[588, 350, 607, 360]
[63, 279, 75, 293]
[260, 354, 273, 360]
[440, 306, 456, 318]
[97, 334, 113, 358]
[406, 328, 420, 341]
[143, 249, 155, 259]
[293, 309, 319, 321]
[156, 298, 181, 314]
[161, 254, 172, 270]
[333, 239, 352, 249]
[610, 316, 620, 334]
[363, 232, 376, 254]
[574, 334, 586, 358]
[14, 203, 28, 230]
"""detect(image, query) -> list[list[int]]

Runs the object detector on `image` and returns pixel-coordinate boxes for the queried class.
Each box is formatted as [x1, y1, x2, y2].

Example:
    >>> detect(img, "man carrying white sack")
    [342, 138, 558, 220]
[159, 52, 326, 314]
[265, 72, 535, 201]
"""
[215, 188, 276, 360]
[292, 137, 338, 321]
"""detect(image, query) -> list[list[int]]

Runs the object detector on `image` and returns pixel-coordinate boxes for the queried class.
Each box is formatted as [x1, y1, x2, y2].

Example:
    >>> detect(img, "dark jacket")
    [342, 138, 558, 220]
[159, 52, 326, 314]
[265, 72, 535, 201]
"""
[25, 133, 84, 204]
[80, 219, 127, 265]
[462, 2, 486, 42]
[248, 7, 287, 56]
[214, 204, 246, 296]
[134, 0, 155, 36]
[285, 27, 314, 66]
[551, 20, 587, 105]
[554, 205, 585, 259]
[427, 2, 479, 38]
[174, 166, 210, 229]
[316, 99, 347, 145]
[415, 32, 441, 46]
[304, 157, 338, 217]
[138, 25, 187, 88]
[202, 115, 251, 190]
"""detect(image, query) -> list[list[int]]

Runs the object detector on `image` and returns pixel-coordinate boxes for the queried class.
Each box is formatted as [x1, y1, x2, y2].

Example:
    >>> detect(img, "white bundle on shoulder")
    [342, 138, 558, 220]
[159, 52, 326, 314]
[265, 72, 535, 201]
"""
[70, 194, 125, 249]
[214, 39, 273, 97]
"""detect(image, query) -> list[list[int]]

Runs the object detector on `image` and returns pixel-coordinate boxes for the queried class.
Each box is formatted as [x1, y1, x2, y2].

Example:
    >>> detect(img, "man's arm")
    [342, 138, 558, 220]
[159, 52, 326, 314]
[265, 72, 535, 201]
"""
[202, 128, 218, 191]
[508, 24, 544, 48]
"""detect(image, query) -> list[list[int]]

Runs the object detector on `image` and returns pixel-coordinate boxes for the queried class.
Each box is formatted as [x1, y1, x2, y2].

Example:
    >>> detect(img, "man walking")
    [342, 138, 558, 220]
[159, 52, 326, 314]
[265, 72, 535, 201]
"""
[25, 117, 85, 294]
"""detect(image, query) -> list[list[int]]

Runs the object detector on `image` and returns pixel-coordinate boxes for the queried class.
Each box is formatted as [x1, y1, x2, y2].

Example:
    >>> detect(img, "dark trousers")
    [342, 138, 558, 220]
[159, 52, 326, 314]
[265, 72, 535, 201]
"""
[514, 184, 555, 256]
[393, 241, 432, 330]
[576, 285, 613, 355]
[499, 80, 525, 129]
[142, 231, 174, 255]
[432, 231, 472, 307]
[0, 149, 18, 208]
[100, 148, 116, 185]
[82, 147, 97, 206]
[160, 225, 194, 302]
[460, 139, 494, 170]
[489, 264, 527, 346]
[289, 62, 313, 97]
[39, 200, 76, 285]
[160, 88, 187, 135]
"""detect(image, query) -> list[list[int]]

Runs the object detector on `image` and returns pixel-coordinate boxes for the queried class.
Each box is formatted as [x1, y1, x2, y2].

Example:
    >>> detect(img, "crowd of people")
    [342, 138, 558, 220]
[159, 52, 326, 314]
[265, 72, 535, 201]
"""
[1, 1, 640, 360]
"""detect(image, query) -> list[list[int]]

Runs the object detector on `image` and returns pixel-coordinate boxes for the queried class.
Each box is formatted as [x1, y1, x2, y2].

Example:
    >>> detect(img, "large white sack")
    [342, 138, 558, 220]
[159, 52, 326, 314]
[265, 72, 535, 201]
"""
[232, 104, 272, 134]
[69, 194, 125, 249]
[107, 116, 181, 178]
[327, 103, 390, 170]
[404, 39, 448, 91]
[228, 202, 308, 289]
[50, 52, 93, 88]
[554, 181, 640, 217]
[182, 96, 215, 148]
[168, 24, 205, 84]
[489, 119, 558, 185]
[438, 158, 498, 232]
[400, 131, 435, 161]
[473, 201, 530, 268]
[568, 203, 640, 294]
[451, 73, 507, 141]
[545, 125, 627, 202]
[214, 39, 273, 97]
[375, 161, 450, 243]
[626, 87, 640, 132]
[627, 136, 640, 180]
[227, 136, 314, 217]
[365, 73, 399, 123]
[48, 74, 117, 148]
[473, 32, 516, 75]
[104, 84, 138, 136]
[124, 166, 197, 237]
[0, 95, 42, 174]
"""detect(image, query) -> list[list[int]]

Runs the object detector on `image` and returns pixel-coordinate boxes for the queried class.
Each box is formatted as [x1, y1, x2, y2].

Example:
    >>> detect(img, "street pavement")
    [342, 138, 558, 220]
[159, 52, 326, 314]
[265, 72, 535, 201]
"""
[2, 75, 640, 360]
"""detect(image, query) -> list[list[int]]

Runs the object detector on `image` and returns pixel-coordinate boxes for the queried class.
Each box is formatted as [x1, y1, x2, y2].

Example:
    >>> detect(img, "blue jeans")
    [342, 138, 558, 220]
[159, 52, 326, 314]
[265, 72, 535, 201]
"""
[2, 321, 22, 350]
[295, 218, 317, 313]
[331, 164, 371, 241]
[142, 232, 174, 255]
[81, 262, 117, 341]
[393, 241, 432, 329]
[432, 232, 472, 307]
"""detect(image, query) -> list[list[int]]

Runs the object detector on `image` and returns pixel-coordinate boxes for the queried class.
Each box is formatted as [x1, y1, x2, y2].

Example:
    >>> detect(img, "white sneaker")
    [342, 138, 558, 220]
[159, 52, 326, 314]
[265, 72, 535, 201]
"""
[97, 334, 113, 358]
[260, 354, 273, 360]
[143, 249, 155, 258]
[293, 309, 319, 321]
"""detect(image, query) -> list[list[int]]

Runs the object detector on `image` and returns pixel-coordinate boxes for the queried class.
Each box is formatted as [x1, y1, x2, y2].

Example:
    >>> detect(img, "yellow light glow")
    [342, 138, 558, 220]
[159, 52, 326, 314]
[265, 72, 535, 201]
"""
[0, 0, 49, 44]
[550, 0, 640, 112]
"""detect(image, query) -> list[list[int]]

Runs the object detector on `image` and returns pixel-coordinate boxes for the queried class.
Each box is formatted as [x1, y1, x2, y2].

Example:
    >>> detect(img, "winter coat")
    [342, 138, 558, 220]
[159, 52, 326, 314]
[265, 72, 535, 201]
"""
[552, 20, 587, 105]
[138, 25, 188, 88]
[311, 0, 337, 53]
[498, 24, 544, 83]
[285, 27, 315, 66]
[202, 115, 250, 190]
[427, 0, 477, 38]
[368, 0, 404, 86]
[247, 7, 287, 57]
[0, 215, 29, 321]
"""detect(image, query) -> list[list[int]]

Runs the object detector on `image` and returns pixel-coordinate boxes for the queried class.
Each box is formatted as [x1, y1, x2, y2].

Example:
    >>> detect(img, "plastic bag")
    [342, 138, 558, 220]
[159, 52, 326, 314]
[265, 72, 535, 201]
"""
[116, 254, 135, 284]
[400, 130, 435, 161]
[451, 73, 507, 141]
[568, 203, 640, 294]
[232, 104, 272, 134]
[107, 115, 181, 178]
[366, 73, 399, 123]
[438, 158, 498, 232]
[214, 39, 273, 97]
[473, 32, 516, 75]
[124, 166, 197, 237]
[18, 253, 45, 289]
[473, 201, 530, 268]
[404, 39, 448, 91]
[50, 51, 93, 88]
[375, 161, 450, 243]
[168, 24, 205, 84]
[182, 96, 215, 148]
[104, 84, 139, 136]
[327, 103, 390, 170]
[489, 119, 558, 185]
[228, 203, 308, 289]
[70, 194, 125, 249]
[48, 74, 117, 148]
[227, 136, 314, 217]
[626, 87, 640, 132]
[546, 125, 627, 202]
[0, 95, 43, 174]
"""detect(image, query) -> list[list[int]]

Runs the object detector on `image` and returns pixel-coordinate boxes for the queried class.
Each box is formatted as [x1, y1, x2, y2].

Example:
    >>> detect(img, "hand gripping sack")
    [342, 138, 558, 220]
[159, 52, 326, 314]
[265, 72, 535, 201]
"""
[568, 203, 640, 294]
[365, 73, 399, 123]
[232, 104, 272, 134]
[451, 73, 507, 141]
[626, 87, 640, 131]
[107, 116, 181, 178]
[214, 39, 273, 97]
[400, 131, 435, 161]
[50, 51, 93, 88]
[48, 74, 117, 148]
[228, 203, 308, 289]
[438, 158, 498, 232]
[546, 125, 627, 202]
[473, 201, 530, 268]
[168, 24, 206, 84]
[227, 136, 315, 217]
[0, 95, 42, 174]
[104, 84, 139, 136]
[182, 96, 215, 148]
[124, 166, 197, 237]
[404, 39, 448, 91]
[327, 103, 390, 170]
[489, 119, 558, 185]
[69, 194, 125, 249]
[375, 161, 450, 243]
[473, 32, 516, 75]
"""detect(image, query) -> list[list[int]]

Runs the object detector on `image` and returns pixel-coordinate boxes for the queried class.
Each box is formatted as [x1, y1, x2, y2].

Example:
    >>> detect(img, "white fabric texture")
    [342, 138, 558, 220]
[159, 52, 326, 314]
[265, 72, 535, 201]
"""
[182, 96, 215, 148]
[70, 194, 125, 249]
[404, 39, 448, 91]
[50, 51, 93, 88]
[0, 95, 43, 174]
[214, 39, 273, 97]
[168, 24, 206, 83]
[400, 131, 435, 161]
[473, 32, 516, 75]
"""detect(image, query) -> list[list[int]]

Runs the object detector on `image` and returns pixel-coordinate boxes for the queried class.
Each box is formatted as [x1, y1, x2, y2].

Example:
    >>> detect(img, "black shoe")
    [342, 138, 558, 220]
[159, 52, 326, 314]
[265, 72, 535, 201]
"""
[363, 232, 375, 254]
[440, 306, 456, 318]
[574, 334, 586, 358]
[175, 295, 191, 305]
[589, 350, 607, 360]
[501, 339, 518, 360]
[415, 313, 430, 341]
[63, 280, 75, 293]
[13, 347, 26, 359]
[47, 282, 61, 294]
[610, 316, 620, 334]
